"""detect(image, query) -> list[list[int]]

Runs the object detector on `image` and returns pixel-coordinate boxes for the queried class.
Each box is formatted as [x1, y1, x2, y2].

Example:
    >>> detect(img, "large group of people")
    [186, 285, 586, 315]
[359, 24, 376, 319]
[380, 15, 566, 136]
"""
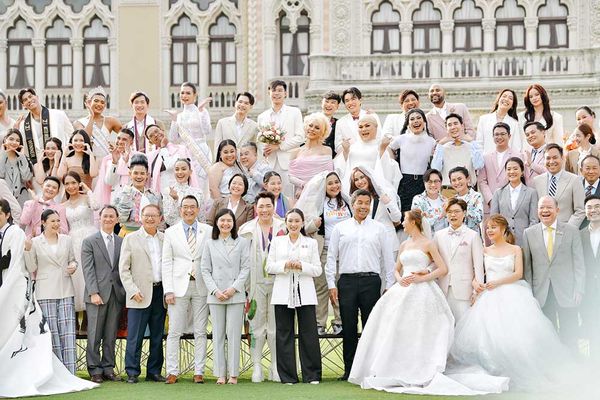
[0, 80, 599, 397]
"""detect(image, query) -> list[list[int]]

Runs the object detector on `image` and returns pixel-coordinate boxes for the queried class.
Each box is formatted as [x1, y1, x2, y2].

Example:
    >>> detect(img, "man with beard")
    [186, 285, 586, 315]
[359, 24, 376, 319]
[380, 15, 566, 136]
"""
[425, 84, 474, 142]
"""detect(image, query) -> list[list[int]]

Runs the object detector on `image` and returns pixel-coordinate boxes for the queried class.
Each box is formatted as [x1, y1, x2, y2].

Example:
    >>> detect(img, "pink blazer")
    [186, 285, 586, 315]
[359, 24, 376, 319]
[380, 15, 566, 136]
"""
[477, 149, 524, 211]
[20, 199, 69, 238]
[425, 102, 474, 142]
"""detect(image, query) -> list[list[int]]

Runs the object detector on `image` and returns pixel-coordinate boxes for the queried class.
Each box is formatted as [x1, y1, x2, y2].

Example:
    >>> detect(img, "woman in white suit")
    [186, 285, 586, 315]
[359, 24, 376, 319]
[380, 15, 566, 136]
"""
[490, 157, 539, 247]
[266, 208, 322, 384]
[25, 209, 78, 374]
[200, 208, 250, 385]
[476, 89, 523, 154]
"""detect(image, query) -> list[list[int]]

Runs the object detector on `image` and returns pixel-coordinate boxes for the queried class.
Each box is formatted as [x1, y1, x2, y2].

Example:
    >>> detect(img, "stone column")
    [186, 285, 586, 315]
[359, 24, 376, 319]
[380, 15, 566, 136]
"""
[70, 38, 83, 110]
[197, 35, 209, 97]
[32, 38, 46, 96]
[234, 33, 245, 91]
[161, 36, 172, 109]
[440, 20, 454, 53]
[108, 37, 118, 111]
[0, 39, 7, 91]
[482, 18, 496, 52]
[524, 17, 538, 51]
[399, 21, 413, 55]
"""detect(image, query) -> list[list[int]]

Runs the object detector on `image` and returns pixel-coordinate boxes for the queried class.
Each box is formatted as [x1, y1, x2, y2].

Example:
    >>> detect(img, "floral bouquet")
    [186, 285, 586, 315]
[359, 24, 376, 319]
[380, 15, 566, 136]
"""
[257, 123, 286, 145]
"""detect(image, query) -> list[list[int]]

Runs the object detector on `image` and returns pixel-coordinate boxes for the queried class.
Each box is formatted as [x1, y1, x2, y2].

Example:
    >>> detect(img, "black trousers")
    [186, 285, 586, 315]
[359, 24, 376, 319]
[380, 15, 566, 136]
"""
[398, 174, 424, 216]
[274, 305, 321, 383]
[125, 285, 167, 377]
[338, 273, 381, 377]
[542, 283, 579, 352]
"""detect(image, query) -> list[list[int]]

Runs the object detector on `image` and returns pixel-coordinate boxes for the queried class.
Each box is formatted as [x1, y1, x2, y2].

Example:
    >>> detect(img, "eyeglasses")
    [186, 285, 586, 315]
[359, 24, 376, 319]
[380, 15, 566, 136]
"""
[142, 214, 160, 219]
[446, 209, 464, 215]
[493, 132, 508, 137]
[586, 205, 600, 211]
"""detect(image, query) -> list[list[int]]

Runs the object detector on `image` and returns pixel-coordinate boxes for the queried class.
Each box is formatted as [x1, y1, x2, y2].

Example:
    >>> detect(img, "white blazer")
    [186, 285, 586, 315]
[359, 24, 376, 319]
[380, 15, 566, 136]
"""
[257, 104, 305, 170]
[162, 221, 211, 297]
[476, 112, 524, 155]
[518, 110, 564, 145]
[266, 235, 322, 306]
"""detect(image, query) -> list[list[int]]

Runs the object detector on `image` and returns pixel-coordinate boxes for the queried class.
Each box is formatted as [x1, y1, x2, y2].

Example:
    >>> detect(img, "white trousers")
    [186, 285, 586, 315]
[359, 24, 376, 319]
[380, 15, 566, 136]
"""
[447, 286, 470, 324]
[166, 281, 209, 375]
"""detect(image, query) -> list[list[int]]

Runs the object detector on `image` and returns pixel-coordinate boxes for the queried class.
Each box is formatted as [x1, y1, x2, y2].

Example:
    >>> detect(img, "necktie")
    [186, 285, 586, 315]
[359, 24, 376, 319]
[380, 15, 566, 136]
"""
[546, 226, 554, 259]
[531, 149, 537, 163]
[187, 226, 197, 256]
[448, 229, 461, 237]
[548, 175, 557, 197]
[586, 185, 594, 197]
[107, 234, 114, 266]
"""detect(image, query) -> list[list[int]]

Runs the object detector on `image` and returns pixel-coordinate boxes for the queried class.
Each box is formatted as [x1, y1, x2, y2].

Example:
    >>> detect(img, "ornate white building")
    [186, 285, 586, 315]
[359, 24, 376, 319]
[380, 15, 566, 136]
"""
[0, 0, 598, 130]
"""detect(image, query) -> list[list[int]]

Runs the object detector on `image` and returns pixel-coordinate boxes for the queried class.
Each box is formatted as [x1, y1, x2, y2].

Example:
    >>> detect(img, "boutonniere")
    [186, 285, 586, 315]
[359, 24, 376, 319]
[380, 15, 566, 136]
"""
[556, 230, 563, 236]
[459, 241, 469, 247]
[276, 229, 286, 237]
[449, 106, 456, 113]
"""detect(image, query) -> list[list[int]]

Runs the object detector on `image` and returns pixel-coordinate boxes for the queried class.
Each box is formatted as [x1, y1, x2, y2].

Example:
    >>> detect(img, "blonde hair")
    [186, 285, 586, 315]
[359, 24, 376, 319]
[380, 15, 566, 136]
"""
[303, 112, 331, 142]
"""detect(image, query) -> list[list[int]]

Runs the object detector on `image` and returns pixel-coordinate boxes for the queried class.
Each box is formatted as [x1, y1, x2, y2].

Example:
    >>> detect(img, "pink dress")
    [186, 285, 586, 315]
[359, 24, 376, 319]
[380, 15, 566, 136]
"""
[289, 155, 333, 199]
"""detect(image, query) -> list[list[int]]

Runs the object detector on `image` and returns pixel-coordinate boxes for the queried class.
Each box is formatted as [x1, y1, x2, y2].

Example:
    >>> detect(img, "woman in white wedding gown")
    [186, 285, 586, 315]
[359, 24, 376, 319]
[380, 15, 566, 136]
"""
[349, 209, 508, 395]
[451, 214, 581, 392]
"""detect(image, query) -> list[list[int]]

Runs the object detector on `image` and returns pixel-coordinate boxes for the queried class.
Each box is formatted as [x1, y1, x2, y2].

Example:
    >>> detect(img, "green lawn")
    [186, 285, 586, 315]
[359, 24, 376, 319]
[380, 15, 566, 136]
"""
[29, 375, 562, 400]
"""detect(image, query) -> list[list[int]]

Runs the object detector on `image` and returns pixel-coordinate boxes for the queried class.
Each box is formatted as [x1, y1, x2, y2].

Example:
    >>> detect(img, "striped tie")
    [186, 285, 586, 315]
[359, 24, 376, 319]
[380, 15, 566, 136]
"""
[187, 227, 197, 256]
[548, 175, 557, 197]
[586, 185, 594, 197]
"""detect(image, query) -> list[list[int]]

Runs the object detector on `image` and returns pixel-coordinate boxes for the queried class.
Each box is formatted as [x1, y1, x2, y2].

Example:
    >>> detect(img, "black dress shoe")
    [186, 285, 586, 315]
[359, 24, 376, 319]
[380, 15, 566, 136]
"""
[337, 375, 349, 381]
[103, 372, 121, 382]
[126, 375, 139, 384]
[90, 374, 103, 383]
[145, 374, 166, 382]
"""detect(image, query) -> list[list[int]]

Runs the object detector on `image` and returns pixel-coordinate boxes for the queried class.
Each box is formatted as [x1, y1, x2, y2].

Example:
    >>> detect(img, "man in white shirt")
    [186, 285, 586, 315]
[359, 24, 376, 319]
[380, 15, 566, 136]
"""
[239, 142, 271, 203]
[524, 122, 548, 185]
[17, 88, 73, 165]
[257, 80, 304, 197]
[425, 84, 474, 142]
[163, 195, 211, 384]
[125, 91, 164, 153]
[523, 196, 584, 351]
[214, 92, 259, 155]
[119, 204, 166, 383]
[533, 144, 586, 227]
[326, 189, 395, 381]
[581, 194, 600, 363]
[580, 155, 600, 228]
[382, 89, 421, 137]
[334, 87, 382, 157]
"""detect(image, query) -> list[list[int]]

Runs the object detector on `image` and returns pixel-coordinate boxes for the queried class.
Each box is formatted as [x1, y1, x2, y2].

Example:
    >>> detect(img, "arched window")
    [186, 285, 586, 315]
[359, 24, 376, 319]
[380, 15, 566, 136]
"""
[371, 2, 400, 54]
[209, 15, 236, 85]
[280, 11, 310, 76]
[171, 15, 198, 86]
[495, 0, 525, 50]
[538, 0, 568, 48]
[453, 0, 483, 51]
[412, 1, 441, 53]
[83, 18, 110, 87]
[7, 19, 34, 89]
[46, 18, 72, 88]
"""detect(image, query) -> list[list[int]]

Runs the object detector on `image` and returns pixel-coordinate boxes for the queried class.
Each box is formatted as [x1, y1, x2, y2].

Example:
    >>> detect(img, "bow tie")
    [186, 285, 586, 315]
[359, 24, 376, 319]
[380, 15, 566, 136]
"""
[448, 229, 461, 237]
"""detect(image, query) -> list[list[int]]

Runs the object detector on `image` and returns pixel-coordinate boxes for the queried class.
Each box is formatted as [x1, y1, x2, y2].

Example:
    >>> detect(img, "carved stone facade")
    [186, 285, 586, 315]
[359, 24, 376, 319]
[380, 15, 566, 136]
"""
[0, 0, 597, 131]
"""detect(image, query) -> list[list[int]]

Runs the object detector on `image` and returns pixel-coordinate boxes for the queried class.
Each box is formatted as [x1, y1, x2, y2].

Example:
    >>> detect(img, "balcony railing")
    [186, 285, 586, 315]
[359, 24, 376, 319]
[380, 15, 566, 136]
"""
[309, 48, 595, 83]
[169, 85, 238, 110]
[4, 88, 109, 112]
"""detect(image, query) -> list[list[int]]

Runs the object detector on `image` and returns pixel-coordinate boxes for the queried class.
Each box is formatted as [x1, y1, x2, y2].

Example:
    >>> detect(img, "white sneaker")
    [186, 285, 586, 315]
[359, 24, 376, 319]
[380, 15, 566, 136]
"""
[251, 366, 263, 383]
[331, 323, 343, 335]
[269, 368, 281, 382]
[317, 326, 326, 336]
[309, 381, 320, 385]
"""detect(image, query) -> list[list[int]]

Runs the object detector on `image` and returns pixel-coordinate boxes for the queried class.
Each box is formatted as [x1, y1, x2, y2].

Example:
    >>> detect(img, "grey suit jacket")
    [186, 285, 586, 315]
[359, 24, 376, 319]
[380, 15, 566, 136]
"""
[81, 231, 125, 304]
[533, 171, 586, 227]
[213, 115, 259, 155]
[200, 236, 250, 304]
[490, 184, 539, 247]
[580, 227, 600, 314]
[522, 222, 585, 308]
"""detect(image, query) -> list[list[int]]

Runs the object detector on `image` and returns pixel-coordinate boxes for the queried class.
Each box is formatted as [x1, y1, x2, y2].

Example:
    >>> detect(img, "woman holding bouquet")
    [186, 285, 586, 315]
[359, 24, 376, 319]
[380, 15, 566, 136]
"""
[288, 113, 333, 199]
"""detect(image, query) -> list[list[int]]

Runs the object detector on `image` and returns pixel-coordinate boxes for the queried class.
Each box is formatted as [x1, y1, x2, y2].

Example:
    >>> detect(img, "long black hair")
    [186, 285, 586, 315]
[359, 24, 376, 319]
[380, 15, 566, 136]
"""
[503, 157, 527, 187]
[40, 208, 60, 233]
[42, 137, 63, 173]
[66, 129, 93, 174]
[399, 108, 432, 136]
[285, 208, 307, 236]
[0, 198, 13, 224]
[211, 208, 238, 240]
[325, 171, 346, 209]
[523, 84, 554, 129]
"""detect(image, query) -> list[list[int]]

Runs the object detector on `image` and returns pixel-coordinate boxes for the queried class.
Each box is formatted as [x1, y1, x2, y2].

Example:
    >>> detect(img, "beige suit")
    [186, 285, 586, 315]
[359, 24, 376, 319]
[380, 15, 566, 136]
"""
[256, 104, 305, 171]
[118, 229, 164, 309]
[213, 115, 259, 155]
[207, 196, 255, 228]
[565, 146, 600, 175]
[533, 171, 586, 227]
[426, 102, 474, 142]
[25, 234, 76, 300]
[434, 225, 484, 321]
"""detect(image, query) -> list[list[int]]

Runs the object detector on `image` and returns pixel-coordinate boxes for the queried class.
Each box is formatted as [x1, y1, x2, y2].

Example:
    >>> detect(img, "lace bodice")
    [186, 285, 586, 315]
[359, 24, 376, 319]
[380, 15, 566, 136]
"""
[484, 254, 515, 281]
[177, 104, 210, 141]
[399, 249, 430, 276]
[65, 203, 95, 232]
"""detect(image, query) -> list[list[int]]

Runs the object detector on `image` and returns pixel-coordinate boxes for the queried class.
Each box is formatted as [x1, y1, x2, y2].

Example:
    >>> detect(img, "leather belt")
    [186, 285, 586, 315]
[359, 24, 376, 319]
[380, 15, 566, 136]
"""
[153, 281, 162, 287]
[342, 272, 379, 278]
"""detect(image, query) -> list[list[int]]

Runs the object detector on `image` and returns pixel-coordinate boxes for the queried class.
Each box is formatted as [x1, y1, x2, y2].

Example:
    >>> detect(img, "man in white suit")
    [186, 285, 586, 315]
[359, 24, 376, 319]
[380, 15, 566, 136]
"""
[162, 195, 211, 384]
[581, 194, 600, 362]
[17, 88, 73, 165]
[478, 122, 524, 214]
[334, 87, 382, 157]
[119, 204, 166, 384]
[533, 143, 586, 227]
[213, 92, 259, 154]
[524, 121, 547, 185]
[257, 80, 304, 197]
[523, 196, 585, 350]
[434, 198, 484, 321]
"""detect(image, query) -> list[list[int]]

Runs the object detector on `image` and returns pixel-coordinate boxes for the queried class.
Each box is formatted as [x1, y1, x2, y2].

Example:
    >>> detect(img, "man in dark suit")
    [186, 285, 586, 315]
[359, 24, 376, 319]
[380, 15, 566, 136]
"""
[81, 205, 125, 383]
[580, 155, 600, 228]
[321, 91, 341, 157]
[581, 194, 600, 364]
